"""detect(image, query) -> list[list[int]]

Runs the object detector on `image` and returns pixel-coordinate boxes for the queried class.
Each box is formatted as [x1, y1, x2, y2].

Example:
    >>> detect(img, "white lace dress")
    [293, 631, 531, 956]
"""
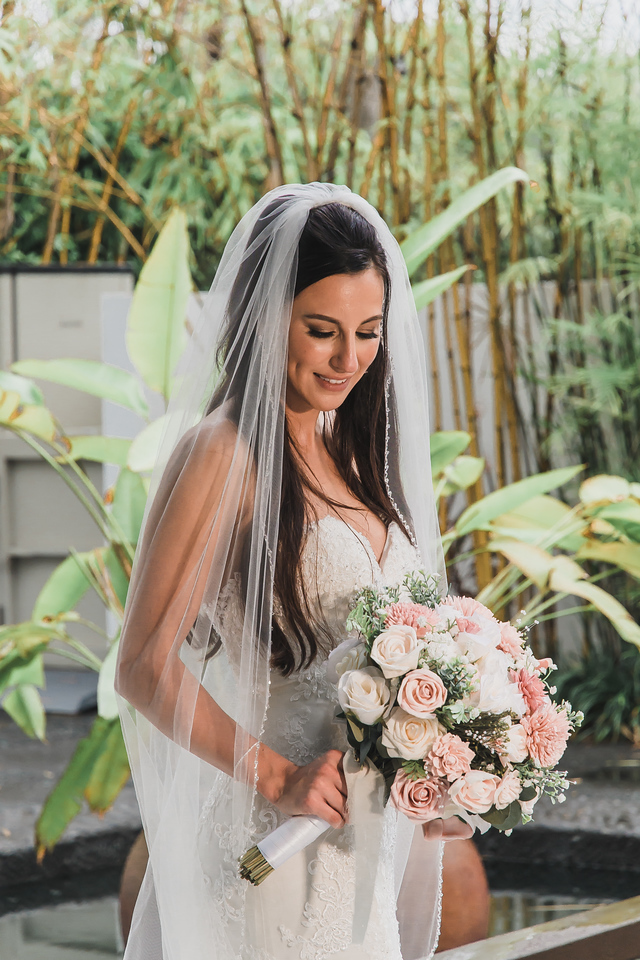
[197, 517, 434, 960]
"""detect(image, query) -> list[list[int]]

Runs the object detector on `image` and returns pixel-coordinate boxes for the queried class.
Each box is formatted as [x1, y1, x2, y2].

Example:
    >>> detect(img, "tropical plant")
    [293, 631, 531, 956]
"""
[0, 169, 529, 854]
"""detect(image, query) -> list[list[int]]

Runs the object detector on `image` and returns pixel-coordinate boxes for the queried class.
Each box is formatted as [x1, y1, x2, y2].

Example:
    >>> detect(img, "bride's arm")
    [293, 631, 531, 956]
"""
[115, 420, 346, 826]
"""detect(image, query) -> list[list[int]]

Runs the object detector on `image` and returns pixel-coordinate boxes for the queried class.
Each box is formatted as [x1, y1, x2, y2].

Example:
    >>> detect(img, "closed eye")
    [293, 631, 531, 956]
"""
[307, 328, 380, 340]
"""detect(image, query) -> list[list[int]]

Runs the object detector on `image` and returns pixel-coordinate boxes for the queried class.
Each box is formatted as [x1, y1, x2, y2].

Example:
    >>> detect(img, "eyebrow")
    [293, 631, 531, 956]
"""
[302, 313, 383, 324]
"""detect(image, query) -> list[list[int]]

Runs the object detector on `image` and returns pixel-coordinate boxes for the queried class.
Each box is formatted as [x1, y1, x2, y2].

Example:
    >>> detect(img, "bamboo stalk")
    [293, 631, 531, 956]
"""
[400, 7, 421, 225]
[240, 0, 285, 189]
[272, 0, 316, 180]
[88, 98, 136, 263]
[371, 0, 401, 225]
[324, 0, 368, 181]
[359, 127, 384, 200]
[316, 20, 344, 175]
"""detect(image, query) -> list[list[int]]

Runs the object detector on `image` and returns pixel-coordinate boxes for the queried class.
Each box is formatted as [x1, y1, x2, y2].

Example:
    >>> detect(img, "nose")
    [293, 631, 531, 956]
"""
[331, 334, 359, 375]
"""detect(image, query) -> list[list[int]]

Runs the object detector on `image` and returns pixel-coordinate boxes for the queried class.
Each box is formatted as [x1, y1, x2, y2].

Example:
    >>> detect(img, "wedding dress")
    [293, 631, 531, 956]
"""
[197, 517, 441, 960]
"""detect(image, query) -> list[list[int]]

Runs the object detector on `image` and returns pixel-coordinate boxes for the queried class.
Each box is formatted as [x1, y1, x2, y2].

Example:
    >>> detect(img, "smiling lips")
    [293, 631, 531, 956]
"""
[314, 373, 351, 390]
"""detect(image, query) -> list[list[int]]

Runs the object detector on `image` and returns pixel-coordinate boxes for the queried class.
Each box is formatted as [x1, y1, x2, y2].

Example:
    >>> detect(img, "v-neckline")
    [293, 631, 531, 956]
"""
[312, 514, 394, 569]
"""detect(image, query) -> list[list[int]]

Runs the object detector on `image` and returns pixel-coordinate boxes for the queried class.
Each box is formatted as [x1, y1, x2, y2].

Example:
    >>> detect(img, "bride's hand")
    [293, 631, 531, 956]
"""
[274, 749, 348, 828]
[422, 816, 474, 841]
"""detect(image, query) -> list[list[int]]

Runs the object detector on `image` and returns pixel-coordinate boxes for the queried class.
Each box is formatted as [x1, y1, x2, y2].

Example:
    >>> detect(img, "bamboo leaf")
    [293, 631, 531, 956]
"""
[126, 207, 191, 399]
[84, 718, 129, 814]
[401, 167, 529, 276]
[36, 716, 112, 855]
[411, 265, 471, 310]
[12, 359, 149, 418]
[455, 466, 583, 538]
[3, 684, 46, 740]
[430, 431, 471, 477]
[32, 553, 93, 621]
[67, 436, 132, 467]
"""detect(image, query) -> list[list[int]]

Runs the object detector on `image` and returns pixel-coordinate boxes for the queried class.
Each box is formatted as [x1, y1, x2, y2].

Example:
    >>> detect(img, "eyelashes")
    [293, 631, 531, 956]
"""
[307, 329, 380, 340]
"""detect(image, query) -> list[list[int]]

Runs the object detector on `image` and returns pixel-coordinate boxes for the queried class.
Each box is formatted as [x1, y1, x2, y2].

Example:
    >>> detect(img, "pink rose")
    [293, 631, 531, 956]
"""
[449, 596, 495, 621]
[398, 669, 448, 718]
[521, 704, 571, 767]
[498, 622, 524, 659]
[428, 733, 475, 781]
[534, 657, 554, 675]
[514, 668, 548, 714]
[494, 771, 522, 809]
[384, 602, 440, 639]
[390, 771, 447, 823]
[448, 770, 500, 814]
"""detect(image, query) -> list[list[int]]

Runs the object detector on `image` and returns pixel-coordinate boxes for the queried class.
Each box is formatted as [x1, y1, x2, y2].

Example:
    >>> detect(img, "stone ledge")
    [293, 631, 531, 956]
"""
[437, 895, 640, 960]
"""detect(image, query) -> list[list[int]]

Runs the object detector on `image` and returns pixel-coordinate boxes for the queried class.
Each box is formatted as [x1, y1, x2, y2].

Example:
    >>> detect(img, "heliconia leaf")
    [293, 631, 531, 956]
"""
[97, 640, 119, 721]
[36, 716, 113, 856]
[548, 571, 640, 649]
[0, 370, 44, 405]
[576, 541, 640, 580]
[67, 435, 132, 467]
[127, 415, 168, 473]
[411, 265, 471, 310]
[84, 719, 130, 813]
[400, 167, 529, 276]
[126, 207, 191, 399]
[579, 474, 631, 505]
[0, 650, 45, 697]
[111, 468, 147, 545]
[3, 684, 46, 740]
[12, 359, 149, 418]
[32, 553, 93, 621]
[430, 431, 471, 477]
[455, 465, 583, 538]
[488, 538, 556, 590]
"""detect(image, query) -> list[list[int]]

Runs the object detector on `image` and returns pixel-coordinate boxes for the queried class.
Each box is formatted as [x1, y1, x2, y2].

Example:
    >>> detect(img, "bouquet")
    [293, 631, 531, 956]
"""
[239, 570, 581, 884]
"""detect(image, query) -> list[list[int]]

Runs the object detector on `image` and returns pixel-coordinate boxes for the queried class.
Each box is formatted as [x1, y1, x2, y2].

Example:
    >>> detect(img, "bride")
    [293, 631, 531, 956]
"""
[115, 183, 479, 960]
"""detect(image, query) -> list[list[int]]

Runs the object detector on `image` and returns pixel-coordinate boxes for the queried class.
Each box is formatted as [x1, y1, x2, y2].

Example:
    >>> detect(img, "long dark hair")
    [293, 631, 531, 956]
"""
[208, 199, 413, 675]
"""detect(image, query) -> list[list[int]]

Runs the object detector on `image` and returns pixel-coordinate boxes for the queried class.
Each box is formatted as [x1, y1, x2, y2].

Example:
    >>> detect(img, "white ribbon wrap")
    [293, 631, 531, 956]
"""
[253, 749, 386, 945]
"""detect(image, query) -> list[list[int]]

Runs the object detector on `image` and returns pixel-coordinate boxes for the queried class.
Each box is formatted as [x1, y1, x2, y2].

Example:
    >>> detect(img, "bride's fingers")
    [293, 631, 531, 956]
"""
[422, 819, 444, 840]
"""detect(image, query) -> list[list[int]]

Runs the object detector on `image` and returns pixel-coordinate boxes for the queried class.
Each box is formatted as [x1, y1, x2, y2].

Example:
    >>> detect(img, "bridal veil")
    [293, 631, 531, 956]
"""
[116, 182, 446, 960]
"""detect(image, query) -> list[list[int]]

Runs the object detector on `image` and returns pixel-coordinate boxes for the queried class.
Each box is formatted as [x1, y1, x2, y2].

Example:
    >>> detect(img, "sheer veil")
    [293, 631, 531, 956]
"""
[115, 182, 446, 960]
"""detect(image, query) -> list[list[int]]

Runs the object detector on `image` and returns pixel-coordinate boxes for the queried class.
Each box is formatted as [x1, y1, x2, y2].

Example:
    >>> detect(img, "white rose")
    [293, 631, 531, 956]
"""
[381, 707, 444, 760]
[468, 671, 526, 717]
[501, 723, 528, 763]
[326, 638, 367, 683]
[423, 632, 458, 663]
[338, 667, 390, 726]
[370, 625, 421, 679]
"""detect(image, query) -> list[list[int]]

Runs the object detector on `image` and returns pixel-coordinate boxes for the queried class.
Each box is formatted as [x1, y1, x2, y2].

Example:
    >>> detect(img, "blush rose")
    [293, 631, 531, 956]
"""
[398, 669, 448, 718]
[390, 771, 447, 823]
[370, 625, 421, 679]
[427, 733, 475, 781]
[448, 770, 501, 814]
[381, 708, 444, 760]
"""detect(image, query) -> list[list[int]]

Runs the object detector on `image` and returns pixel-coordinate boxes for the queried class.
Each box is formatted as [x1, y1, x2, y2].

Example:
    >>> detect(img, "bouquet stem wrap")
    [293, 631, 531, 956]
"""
[240, 749, 386, 944]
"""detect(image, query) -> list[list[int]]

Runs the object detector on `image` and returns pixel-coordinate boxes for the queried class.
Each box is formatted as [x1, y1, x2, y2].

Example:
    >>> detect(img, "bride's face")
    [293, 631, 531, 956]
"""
[286, 268, 384, 414]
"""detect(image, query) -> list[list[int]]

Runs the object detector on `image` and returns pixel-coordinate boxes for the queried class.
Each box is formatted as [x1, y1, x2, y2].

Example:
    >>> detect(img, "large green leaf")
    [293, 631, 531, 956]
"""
[592, 501, 640, 542]
[0, 370, 44, 405]
[430, 431, 471, 477]
[488, 538, 557, 591]
[0, 622, 65, 658]
[32, 553, 93, 621]
[0, 650, 45, 697]
[0, 388, 58, 442]
[97, 639, 119, 721]
[127, 415, 168, 473]
[576, 541, 640, 580]
[411, 265, 470, 310]
[400, 167, 529, 276]
[36, 715, 113, 855]
[104, 547, 130, 610]
[12, 359, 149, 418]
[3, 684, 46, 740]
[67, 435, 132, 467]
[491, 495, 585, 553]
[441, 455, 485, 495]
[126, 207, 191, 399]
[84, 718, 130, 813]
[111, 468, 147, 545]
[549, 567, 640, 649]
[454, 465, 583, 538]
